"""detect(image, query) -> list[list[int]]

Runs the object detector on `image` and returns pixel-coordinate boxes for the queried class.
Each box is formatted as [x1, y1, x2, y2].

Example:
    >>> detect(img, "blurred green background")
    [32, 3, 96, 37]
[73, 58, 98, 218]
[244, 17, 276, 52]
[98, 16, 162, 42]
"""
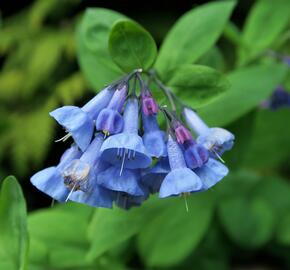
[0, 0, 290, 269]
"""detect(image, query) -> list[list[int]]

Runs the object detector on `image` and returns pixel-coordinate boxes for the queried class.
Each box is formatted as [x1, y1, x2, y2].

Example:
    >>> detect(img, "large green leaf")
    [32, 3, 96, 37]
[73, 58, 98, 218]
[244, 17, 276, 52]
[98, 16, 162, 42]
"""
[218, 196, 275, 249]
[76, 8, 126, 90]
[108, 19, 157, 72]
[168, 64, 229, 108]
[28, 203, 93, 269]
[198, 63, 288, 126]
[239, 0, 290, 65]
[137, 193, 214, 267]
[155, 0, 236, 79]
[0, 176, 29, 270]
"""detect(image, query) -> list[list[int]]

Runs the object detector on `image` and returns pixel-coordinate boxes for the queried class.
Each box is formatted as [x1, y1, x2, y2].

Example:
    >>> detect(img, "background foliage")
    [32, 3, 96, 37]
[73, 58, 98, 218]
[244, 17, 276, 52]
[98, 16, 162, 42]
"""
[0, 0, 290, 269]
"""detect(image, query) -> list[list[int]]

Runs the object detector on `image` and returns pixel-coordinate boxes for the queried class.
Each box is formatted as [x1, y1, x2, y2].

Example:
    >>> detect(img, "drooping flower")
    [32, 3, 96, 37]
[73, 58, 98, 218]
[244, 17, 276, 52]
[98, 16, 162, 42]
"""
[64, 133, 114, 208]
[194, 158, 228, 190]
[141, 157, 170, 194]
[114, 188, 149, 210]
[96, 84, 127, 136]
[100, 96, 152, 172]
[50, 86, 114, 151]
[30, 144, 82, 202]
[183, 107, 234, 157]
[159, 135, 203, 198]
[97, 166, 145, 196]
[173, 120, 209, 169]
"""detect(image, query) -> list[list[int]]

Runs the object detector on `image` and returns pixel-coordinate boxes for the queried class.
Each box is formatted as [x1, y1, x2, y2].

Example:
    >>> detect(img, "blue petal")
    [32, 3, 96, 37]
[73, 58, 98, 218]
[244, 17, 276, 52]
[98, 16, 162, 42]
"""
[30, 167, 69, 202]
[97, 166, 144, 196]
[96, 108, 124, 135]
[159, 168, 202, 198]
[100, 133, 152, 169]
[50, 106, 94, 151]
[142, 130, 167, 158]
[195, 158, 229, 190]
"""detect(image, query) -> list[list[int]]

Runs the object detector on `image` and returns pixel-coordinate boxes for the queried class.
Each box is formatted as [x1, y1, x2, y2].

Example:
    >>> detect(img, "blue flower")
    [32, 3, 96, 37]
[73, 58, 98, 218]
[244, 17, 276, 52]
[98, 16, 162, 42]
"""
[141, 157, 170, 194]
[194, 158, 228, 190]
[30, 144, 82, 202]
[262, 86, 290, 110]
[96, 84, 127, 136]
[159, 135, 202, 198]
[50, 87, 114, 151]
[183, 107, 234, 157]
[97, 166, 145, 196]
[100, 97, 152, 172]
[64, 133, 113, 208]
[142, 112, 167, 158]
[114, 190, 149, 210]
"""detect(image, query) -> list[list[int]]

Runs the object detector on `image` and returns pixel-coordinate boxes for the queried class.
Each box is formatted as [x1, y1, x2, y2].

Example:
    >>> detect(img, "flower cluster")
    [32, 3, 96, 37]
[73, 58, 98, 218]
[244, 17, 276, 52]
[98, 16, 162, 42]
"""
[31, 70, 234, 209]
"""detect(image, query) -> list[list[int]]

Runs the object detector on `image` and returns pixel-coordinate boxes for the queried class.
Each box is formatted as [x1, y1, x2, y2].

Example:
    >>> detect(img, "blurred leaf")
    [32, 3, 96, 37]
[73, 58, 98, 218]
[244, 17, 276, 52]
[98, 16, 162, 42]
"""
[242, 108, 290, 167]
[239, 0, 290, 65]
[276, 213, 290, 246]
[198, 63, 288, 126]
[0, 70, 24, 102]
[168, 64, 229, 108]
[155, 0, 236, 80]
[0, 176, 29, 270]
[218, 195, 274, 249]
[197, 46, 226, 71]
[28, 203, 93, 268]
[76, 8, 126, 90]
[108, 19, 157, 72]
[137, 192, 214, 267]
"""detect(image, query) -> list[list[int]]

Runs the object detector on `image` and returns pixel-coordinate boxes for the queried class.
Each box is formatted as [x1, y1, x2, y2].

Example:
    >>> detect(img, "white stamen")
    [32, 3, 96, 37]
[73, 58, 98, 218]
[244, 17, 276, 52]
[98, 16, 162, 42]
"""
[65, 181, 78, 202]
[55, 133, 71, 142]
[120, 149, 127, 176]
[213, 149, 225, 163]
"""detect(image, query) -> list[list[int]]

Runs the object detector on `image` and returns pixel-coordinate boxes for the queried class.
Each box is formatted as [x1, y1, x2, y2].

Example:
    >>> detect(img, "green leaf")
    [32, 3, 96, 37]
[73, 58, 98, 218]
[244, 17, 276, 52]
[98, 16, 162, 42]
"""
[239, 0, 290, 65]
[108, 19, 157, 72]
[168, 65, 229, 108]
[28, 203, 93, 268]
[198, 63, 288, 126]
[218, 196, 274, 249]
[155, 1, 236, 79]
[0, 176, 29, 270]
[76, 8, 126, 90]
[242, 109, 290, 168]
[276, 213, 290, 246]
[137, 193, 214, 267]
[87, 207, 146, 260]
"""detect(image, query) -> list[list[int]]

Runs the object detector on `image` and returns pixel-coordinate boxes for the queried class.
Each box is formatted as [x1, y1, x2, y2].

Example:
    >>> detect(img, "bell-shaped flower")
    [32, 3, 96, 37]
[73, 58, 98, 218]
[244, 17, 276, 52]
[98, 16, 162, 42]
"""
[173, 121, 209, 169]
[159, 135, 203, 198]
[50, 86, 114, 151]
[30, 144, 82, 202]
[97, 166, 144, 196]
[194, 158, 229, 190]
[96, 84, 127, 136]
[64, 133, 113, 208]
[100, 96, 152, 173]
[114, 189, 149, 210]
[183, 107, 234, 157]
[142, 112, 167, 158]
[141, 157, 170, 194]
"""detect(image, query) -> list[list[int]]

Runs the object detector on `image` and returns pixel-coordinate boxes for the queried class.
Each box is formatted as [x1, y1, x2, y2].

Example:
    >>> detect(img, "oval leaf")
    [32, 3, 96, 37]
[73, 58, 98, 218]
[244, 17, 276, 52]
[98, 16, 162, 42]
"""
[155, 0, 236, 80]
[198, 63, 288, 126]
[168, 65, 229, 108]
[137, 193, 214, 267]
[108, 19, 157, 72]
[0, 176, 29, 270]
[76, 8, 126, 90]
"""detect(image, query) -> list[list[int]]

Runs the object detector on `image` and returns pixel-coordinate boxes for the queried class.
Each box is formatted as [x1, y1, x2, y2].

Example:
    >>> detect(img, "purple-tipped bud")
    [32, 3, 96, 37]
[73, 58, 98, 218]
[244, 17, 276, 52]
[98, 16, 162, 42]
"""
[173, 122, 193, 145]
[141, 88, 158, 116]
